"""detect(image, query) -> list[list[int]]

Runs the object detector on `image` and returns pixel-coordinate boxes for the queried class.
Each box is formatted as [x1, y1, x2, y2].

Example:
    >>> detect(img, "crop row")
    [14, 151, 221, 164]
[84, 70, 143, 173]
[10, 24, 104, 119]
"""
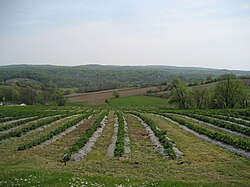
[0, 110, 84, 131]
[0, 117, 41, 131]
[129, 112, 176, 159]
[0, 117, 12, 123]
[182, 110, 250, 128]
[0, 114, 34, 123]
[200, 113, 250, 128]
[114, 111, 125, 157]
[162, 113, 250, 152]
[175, 113, 250, 136]
[0, 112, 79, 141]
[17, 112, 93, 150]
[0, 109, 61, 123]
[63, 111, 108, 161]
[201, 109, 250, 121]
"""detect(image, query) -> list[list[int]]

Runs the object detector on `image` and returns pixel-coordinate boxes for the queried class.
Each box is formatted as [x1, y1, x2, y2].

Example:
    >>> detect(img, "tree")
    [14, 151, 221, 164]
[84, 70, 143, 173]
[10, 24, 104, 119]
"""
[113, 91, 120, 98]
[52, 90, 66, 106]
[211, 76, 248, 108]
[219, 73, 236, 81]
[34, 90, 45, 105]
[206, 75, 213, 83]
[192, 87, 209, 109]
[169, 79, 192, 109]
[20, 86, 37, 105]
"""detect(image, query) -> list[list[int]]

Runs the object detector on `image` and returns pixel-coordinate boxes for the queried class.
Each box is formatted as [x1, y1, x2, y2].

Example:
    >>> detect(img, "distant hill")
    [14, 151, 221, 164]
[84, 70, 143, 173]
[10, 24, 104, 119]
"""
[0, 64, 249, 92]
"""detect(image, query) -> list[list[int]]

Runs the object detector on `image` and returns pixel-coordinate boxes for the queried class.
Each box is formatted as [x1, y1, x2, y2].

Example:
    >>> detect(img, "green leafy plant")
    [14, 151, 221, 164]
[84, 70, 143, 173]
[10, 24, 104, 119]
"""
[114, 111, 125, 157]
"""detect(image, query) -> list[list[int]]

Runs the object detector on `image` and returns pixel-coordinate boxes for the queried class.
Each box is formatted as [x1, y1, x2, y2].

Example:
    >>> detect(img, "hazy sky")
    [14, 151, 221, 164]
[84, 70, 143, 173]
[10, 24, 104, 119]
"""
[0, 0, 250, 70]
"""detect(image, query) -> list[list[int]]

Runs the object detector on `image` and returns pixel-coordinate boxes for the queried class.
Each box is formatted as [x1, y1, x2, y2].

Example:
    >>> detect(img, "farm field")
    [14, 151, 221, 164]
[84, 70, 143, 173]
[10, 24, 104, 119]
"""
[1, 1, 250, 186]
[66, 86, 164, 105]
[0, 105, 250, 187]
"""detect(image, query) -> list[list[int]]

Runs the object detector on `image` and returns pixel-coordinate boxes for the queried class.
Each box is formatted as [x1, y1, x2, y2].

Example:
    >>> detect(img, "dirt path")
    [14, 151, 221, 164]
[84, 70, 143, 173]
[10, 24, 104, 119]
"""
[123, 116, 131, 154]
[0, 117, 36, 126]
[106, 115, 118, 157]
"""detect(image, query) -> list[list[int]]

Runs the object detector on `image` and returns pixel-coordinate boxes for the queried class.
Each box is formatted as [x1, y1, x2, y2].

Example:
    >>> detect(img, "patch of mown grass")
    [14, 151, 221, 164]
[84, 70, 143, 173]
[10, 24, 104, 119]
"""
[1, 166, 236, 187]
[108, 96, 169, 107]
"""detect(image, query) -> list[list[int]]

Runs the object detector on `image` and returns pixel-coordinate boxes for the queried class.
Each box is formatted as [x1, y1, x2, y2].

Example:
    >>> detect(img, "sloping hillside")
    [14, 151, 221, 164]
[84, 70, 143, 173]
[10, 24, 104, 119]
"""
[1, 64, 249, 92]
[66, 86, 164, 105]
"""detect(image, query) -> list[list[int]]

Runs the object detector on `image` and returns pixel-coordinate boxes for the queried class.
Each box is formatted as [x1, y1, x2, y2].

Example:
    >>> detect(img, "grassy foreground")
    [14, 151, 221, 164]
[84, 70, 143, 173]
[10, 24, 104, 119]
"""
[0, 106, 250, 186]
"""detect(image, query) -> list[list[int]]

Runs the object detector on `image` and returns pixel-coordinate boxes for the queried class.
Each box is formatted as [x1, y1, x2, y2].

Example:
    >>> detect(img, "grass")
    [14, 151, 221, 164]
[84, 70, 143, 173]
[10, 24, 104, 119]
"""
[108, 96, 169, 107]
[0, 167, 209, 187]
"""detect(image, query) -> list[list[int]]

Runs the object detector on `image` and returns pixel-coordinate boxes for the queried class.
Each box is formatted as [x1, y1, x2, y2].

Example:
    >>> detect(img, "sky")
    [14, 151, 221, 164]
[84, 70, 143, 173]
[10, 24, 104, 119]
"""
[0, 0, 250, 70]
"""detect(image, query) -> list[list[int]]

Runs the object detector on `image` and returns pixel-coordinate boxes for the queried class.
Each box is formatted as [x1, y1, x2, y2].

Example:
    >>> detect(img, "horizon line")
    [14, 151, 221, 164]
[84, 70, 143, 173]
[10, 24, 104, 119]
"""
[0, 63, 250, 72]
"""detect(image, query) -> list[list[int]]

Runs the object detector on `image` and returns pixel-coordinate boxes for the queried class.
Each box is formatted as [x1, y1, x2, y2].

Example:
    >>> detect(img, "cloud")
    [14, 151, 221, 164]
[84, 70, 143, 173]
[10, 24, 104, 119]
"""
[1, 17, 249, 70]
[0, 0, 249, 70]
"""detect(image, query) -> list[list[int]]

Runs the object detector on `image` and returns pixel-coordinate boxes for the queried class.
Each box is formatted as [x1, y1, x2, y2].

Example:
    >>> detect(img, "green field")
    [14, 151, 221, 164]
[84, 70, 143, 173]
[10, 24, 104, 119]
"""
[0, 105, 250, 187]
[108, 96, 170, 107]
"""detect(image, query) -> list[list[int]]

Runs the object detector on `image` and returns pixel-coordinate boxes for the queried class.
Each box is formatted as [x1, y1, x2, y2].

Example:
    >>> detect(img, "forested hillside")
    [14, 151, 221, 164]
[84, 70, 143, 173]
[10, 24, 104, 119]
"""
[0, 64, 249, 106]
[1, 64, 249, 91]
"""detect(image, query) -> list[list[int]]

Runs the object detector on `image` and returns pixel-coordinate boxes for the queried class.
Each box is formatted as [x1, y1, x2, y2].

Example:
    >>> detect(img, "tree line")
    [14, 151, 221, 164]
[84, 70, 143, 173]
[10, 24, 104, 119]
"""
[1, 64, 249, 93]
[0, 81, 66, 106]
[169, 74, 249, 109]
